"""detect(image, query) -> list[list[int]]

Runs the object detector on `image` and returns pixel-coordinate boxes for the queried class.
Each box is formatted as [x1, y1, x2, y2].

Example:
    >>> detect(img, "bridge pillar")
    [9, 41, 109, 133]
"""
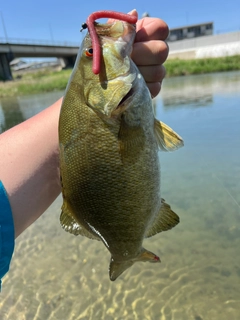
[64, 56, 76, 68]
[0, 53, 13, 81]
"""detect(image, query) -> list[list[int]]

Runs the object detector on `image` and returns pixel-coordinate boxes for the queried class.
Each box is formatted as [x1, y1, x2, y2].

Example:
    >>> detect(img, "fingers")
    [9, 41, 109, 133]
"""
[138, 65, 166, 98]
[146, 82, 162, 99]
[108, 11, 169, 98]
[138, 64, 166, 84]
[132, 16, 169, 97]
[132, 40, 168, 97]
[127, 9, 138, 19]
[108, 9, 138, 24]
[132, 40, 168, 66]
[136, 18, 169, 42]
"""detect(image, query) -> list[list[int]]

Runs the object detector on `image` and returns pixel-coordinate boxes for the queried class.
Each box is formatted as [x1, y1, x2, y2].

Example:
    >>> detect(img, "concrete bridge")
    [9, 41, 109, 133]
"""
[1, 30, 240, 81]
[0, 38, 79, 80]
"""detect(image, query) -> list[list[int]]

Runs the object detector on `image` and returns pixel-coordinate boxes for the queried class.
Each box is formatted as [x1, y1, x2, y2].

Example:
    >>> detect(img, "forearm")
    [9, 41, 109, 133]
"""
[0, 98, 62, 238]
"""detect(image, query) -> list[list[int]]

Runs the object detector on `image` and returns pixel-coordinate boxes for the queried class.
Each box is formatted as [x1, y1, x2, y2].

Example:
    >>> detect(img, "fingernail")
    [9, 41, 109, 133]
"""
[128, 9, 137, 16]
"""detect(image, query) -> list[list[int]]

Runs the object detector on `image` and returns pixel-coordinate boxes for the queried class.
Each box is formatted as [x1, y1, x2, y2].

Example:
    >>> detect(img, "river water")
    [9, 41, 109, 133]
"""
[0, 71, 240, 320]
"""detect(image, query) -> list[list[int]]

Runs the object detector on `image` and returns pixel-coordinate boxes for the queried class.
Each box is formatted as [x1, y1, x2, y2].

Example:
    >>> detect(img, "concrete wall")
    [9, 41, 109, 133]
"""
[168, 31, 240, 59]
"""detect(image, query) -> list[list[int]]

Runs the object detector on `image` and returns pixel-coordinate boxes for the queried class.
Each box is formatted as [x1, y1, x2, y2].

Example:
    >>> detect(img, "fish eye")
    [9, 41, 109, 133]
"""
[85, 47, 93, 57]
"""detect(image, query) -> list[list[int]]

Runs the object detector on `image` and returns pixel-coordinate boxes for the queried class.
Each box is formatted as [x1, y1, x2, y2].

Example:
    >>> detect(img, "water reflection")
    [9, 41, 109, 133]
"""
[161, 71, 240, 109]
[0, 71, 240, 320]
[0, 91, 63, 133]
[0, 97, 24, 133]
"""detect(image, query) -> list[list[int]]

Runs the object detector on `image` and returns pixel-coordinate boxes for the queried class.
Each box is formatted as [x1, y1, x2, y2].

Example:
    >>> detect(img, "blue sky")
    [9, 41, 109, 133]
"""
[0, 0, 239, 45]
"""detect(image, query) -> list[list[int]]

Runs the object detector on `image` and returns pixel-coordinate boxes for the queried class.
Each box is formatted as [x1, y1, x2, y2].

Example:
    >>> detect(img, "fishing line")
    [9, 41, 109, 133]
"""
[201, 157, 240, 211]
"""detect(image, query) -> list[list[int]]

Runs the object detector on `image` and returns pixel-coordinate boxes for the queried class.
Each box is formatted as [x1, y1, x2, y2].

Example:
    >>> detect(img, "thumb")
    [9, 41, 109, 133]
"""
[108, 9, 138, 24]
[127, 9, 138, 19]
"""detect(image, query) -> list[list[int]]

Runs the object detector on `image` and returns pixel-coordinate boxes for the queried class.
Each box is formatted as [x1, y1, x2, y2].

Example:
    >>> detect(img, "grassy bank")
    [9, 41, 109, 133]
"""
[0, 55, 240, 98]
[165, 55, 240, 77]
[0, 69, 72, 98]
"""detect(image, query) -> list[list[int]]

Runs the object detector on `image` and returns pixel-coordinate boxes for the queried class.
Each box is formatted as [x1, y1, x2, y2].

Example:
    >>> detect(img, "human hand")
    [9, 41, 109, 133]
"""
[131, 10, 169, 98]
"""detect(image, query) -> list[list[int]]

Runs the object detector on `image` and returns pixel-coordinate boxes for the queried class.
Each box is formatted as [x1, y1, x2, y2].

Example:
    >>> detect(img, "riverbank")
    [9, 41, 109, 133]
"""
[0, 69, 72, 98]
[0, 55, 240, 98]
[164, 55, 240, 77]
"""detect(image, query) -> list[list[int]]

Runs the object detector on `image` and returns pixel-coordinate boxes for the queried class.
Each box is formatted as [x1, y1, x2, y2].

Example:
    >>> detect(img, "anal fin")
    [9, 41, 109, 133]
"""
[145, 199, 180, 238]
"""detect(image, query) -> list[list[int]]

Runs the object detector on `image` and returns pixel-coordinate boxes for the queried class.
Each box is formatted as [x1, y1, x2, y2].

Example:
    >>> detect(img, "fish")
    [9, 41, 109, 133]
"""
[58, 18, 184, 281]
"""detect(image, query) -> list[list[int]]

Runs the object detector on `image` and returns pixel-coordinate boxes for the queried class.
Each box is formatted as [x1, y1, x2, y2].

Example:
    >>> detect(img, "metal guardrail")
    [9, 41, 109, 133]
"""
[0, 37, 79, 47]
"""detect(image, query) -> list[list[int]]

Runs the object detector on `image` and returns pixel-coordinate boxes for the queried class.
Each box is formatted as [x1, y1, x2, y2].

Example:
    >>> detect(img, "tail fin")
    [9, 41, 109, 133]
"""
[109, 259, 134, 281]
[109, 248, 160, 281]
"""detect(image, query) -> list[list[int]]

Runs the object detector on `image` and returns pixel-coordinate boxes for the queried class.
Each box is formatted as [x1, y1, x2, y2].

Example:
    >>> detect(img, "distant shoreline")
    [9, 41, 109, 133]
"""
[0, 55, 240, 98]
[164, 55, 240, 77]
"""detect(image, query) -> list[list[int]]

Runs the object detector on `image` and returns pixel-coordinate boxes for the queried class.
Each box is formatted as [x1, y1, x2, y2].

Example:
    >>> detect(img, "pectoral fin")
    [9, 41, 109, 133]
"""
[145, 199, 180, 238]
[154, 119, 184, 151]
[118, 114, 145, 164]
[60, 201, 100, 240]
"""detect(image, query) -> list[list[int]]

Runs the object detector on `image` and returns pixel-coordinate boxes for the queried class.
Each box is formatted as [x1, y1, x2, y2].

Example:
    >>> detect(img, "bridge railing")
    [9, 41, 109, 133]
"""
[0, 37, 79, 47]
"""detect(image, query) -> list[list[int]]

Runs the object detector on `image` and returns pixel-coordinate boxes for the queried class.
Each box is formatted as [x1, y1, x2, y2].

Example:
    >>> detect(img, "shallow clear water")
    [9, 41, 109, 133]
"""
[0, 71, 240, 320]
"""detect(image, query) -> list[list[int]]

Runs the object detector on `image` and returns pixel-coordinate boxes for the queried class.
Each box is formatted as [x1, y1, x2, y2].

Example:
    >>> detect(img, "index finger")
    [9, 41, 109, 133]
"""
[135, 18, 169, 42]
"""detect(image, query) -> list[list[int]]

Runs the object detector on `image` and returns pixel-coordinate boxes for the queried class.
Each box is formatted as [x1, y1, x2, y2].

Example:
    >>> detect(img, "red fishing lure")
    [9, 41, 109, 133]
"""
[85, 11, 137, 74]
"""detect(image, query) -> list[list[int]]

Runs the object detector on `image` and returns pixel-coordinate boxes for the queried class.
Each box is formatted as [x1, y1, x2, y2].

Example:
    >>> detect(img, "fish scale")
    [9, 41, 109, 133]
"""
[59, 18, 183, 280]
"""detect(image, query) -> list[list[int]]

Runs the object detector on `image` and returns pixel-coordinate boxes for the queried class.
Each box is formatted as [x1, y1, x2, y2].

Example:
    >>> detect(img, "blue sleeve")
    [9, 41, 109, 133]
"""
[0, 181, 15, 291]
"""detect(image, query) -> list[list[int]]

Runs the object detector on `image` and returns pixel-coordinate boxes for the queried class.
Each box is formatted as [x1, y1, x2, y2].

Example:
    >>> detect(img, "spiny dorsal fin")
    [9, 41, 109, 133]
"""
[118, 114, 145, 164]
[60, 201, 100, 240]
[154, 119, 184, 151]
[145, 199, 180, 238]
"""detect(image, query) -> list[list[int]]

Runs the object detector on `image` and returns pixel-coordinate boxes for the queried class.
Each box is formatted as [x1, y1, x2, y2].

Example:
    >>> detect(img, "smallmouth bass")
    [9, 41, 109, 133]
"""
[59, 18, 183, 280]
